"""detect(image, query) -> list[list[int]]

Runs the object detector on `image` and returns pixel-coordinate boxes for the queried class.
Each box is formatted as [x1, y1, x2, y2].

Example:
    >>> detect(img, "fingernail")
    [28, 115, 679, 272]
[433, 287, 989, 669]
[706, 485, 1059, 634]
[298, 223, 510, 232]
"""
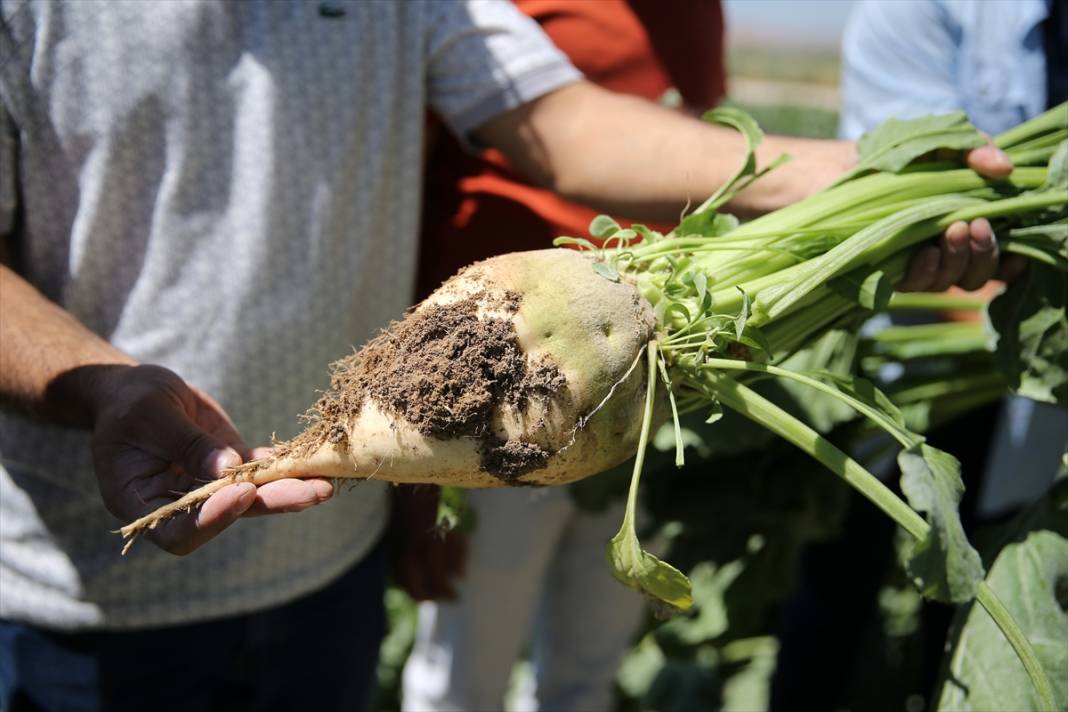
[212, 448, 242, 474]
[972, 231, 993, 250]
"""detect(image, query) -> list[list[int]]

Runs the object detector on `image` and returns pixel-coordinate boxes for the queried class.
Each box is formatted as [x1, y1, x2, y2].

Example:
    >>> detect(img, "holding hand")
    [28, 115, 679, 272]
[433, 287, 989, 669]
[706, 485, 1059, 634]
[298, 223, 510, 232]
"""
[898, 143, 1025, 292]
[87, 364, 332, 554]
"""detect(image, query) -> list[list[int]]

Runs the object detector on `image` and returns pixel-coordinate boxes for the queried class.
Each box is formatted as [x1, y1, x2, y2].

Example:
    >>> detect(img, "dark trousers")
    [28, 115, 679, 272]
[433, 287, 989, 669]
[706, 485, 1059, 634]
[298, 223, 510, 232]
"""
[0, 541, 387, 712]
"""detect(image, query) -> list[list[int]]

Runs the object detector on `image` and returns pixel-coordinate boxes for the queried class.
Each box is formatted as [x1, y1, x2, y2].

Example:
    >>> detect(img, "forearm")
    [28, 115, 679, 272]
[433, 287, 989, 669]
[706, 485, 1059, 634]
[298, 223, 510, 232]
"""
[476, 81, 854, 223]
[0, 264, 135, 425]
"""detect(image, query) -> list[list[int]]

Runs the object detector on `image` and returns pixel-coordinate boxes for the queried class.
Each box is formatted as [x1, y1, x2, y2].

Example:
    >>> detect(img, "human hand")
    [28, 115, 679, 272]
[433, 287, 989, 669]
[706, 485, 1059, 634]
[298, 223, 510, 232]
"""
[897, 143, 1025, 292]
[390, 485, 467, 601]
[86, 364, 333, 555]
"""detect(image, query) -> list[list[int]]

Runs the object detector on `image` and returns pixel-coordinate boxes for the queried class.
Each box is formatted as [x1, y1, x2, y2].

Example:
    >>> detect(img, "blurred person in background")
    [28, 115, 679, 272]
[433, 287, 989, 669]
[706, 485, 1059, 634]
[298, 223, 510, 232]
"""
[398, 2, 725, 710]
[771, 1, 1067, 709]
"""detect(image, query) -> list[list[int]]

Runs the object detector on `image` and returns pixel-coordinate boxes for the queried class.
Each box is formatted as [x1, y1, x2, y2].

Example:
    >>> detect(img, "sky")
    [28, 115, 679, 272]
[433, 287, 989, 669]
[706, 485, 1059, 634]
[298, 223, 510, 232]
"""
[724, 0, 856, 49]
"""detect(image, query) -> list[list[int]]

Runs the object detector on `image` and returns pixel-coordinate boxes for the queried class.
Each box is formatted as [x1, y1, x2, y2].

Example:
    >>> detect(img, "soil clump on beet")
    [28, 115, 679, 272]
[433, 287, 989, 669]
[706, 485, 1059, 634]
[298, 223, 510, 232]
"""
[279, 292, 567, 481]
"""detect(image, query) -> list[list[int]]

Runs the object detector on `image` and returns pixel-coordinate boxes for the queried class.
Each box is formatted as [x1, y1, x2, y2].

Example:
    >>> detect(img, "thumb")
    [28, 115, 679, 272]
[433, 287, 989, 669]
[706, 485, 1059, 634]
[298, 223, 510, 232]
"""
[966, 143, 1013, 179]
[152, 404, 243, 482]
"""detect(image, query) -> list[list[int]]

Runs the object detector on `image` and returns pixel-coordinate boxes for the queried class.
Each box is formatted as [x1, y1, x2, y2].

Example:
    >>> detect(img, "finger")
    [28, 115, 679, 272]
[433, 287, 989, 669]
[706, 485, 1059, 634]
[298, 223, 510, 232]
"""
[125, 464, 197, 503]
[958, 218, 999, 290]
[929, 221, 972, 292]
[248, 446, 275, 461]
[995, 254, 1029, 283]
[144, 482, 257, 555]
[966, 143, 1013, 179]
[897, 245, 941, 292]
[242, 478, 334, 516]
[140, 402, 244, 485]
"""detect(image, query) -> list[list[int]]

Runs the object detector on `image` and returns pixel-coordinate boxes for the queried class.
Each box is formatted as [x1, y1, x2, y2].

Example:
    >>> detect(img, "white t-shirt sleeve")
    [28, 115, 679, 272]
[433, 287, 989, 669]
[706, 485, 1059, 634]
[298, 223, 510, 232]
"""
[424, 0, 582, 141]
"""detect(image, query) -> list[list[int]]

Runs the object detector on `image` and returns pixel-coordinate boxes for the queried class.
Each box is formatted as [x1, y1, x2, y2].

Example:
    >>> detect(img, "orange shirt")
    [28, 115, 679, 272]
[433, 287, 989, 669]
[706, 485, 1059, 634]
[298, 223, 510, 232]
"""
[418, 0, 726, 298]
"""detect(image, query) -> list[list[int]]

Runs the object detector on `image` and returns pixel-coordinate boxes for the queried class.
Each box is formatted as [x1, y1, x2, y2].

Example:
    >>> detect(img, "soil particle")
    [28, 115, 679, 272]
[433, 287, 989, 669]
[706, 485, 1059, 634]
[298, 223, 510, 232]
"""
[481, 438, 552, 481]
[284, 292, 566, 481]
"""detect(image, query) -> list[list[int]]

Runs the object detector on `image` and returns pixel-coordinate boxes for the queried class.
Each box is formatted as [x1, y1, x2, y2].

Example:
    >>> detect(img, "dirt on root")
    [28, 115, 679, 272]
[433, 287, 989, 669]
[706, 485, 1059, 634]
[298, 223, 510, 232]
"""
[283, 291, 567, 481]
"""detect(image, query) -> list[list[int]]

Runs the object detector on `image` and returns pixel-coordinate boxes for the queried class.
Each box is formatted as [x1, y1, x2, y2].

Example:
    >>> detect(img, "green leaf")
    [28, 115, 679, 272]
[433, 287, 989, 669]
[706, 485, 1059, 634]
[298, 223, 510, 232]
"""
[436, 486, 477, 533]
[629, 224, 661, 242]
[591, 261, 621, 282]
[1043, 140, 1068, 190]
[936, 480, 1068, 712]
[810, 369, 909, 431]
[607, 342, 693, 615]
[677, 209, 740, 238]
[897, 443, 985, 603]
[837, 112, 986, 185]
[608, 529, 694, 614]
[987, 263, 1068, 404]
[1007, 222, 1068, 261]
[702, 106, 764, 177]
[734, 325, 773, 358]
[552, 236, 599, 251]
[734, 287, 751, 340]
[827, 267, 893, 311]
[678, 107, 768, 222]
[589, 214, 622, 239]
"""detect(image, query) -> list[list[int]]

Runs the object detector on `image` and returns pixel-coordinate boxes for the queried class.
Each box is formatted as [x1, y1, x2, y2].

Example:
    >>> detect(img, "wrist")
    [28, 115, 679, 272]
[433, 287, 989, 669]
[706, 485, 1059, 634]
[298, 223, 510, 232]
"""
[44, 361, 137, 428]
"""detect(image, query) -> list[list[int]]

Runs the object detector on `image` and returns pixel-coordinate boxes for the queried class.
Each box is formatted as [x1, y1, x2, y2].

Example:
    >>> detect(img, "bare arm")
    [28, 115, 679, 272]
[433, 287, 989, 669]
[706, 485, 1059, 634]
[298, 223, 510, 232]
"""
[474, 80, 1010, 289]
[473, 80, 855, 222]
[0, 263, 135, 422]
[1, 259, 332, 554]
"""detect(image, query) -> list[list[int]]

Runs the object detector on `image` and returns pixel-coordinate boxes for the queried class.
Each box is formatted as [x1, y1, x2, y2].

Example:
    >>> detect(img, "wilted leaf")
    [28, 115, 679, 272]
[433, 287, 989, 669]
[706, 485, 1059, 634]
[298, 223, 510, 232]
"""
[898, 443, 985, 603]
[608, 524, 694, 613]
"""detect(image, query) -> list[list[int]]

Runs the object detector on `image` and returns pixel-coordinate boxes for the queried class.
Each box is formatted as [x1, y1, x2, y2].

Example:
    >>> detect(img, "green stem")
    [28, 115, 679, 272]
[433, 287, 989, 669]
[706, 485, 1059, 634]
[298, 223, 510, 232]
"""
[623, 343, 657, 525]
[994, 102, 1068, 149]
[697, 372, 1055, 709]
[888, 292, 988, 311]
[976, 583, 1057, 712]
[1002, 242, 1068, 271]
[935, 190, 1068, 228]
[699, 371, 927, 538]
[697, 357, 919, 448]
[886, 373, 1005, 405]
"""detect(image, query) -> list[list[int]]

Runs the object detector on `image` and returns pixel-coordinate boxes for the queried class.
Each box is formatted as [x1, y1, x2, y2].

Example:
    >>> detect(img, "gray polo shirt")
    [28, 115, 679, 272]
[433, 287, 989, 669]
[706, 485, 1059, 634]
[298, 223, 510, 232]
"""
[0, 0, 580, 630]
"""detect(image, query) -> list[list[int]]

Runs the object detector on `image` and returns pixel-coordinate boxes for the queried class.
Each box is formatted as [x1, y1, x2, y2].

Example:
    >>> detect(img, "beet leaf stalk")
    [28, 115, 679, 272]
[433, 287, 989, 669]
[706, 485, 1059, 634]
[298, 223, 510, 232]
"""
[568, 104, 1067, 709]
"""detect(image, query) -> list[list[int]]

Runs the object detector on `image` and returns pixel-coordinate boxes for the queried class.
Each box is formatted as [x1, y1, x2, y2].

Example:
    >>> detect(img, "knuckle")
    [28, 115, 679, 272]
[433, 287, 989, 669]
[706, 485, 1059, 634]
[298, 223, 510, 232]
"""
[177, 430, 217, 472]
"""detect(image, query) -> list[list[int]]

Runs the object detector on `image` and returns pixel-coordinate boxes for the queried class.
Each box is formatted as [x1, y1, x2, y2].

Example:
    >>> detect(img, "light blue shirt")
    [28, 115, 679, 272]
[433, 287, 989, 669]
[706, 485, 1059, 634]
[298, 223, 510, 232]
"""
[840, 0, 1050, 139]
[840, 0, 1066, 517]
